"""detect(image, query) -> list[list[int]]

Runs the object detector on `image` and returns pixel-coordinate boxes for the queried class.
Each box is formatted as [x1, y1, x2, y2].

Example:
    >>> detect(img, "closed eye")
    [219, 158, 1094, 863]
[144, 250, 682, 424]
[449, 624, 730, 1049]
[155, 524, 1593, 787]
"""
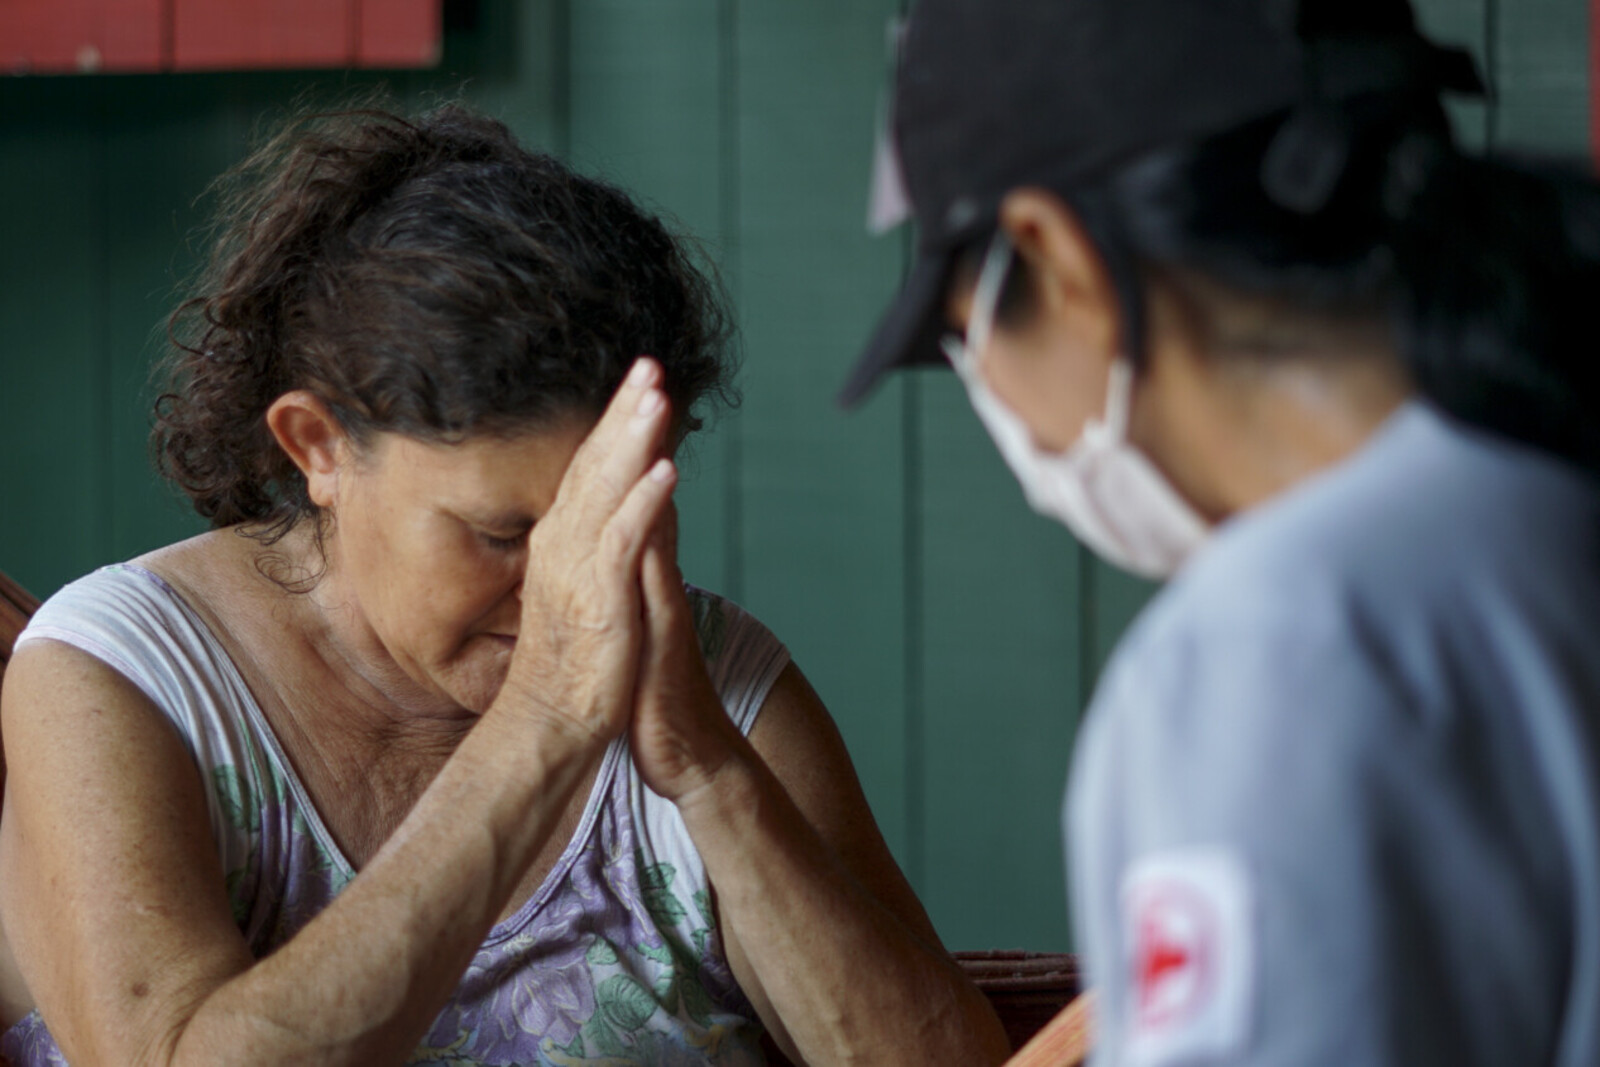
[477, 528, 530, 551]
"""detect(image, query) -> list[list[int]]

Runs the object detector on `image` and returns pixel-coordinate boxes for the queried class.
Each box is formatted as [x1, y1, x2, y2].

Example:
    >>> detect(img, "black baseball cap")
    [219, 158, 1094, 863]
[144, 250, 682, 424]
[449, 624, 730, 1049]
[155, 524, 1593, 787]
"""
[838, 0, 1485, 407]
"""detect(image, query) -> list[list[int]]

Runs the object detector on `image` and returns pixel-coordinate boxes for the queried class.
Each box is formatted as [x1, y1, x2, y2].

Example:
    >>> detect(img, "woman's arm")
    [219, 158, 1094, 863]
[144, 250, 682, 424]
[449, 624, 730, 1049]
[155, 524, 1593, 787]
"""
[0, 358, 681, 1066]
[0, 640, 605, 1065]
[703, 665, 1011, 1066]
[630, 539, 1011, 1066]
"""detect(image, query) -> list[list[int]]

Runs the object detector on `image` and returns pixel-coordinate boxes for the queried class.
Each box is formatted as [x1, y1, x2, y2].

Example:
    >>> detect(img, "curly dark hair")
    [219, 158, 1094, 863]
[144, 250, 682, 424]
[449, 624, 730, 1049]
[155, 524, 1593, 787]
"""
[155, 102, 736, 542]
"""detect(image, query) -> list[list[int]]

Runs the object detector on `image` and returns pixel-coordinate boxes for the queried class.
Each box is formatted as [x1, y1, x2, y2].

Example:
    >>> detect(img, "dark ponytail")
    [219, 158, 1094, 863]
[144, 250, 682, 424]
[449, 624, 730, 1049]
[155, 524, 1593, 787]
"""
[1041, 92, 1600, 476]
[1393, 152, 1600, 474]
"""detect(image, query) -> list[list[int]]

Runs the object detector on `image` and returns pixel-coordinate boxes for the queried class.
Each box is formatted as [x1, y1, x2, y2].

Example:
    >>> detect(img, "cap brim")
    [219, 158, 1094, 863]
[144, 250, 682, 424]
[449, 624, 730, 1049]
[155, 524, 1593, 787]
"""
[837, 252, 954, 408]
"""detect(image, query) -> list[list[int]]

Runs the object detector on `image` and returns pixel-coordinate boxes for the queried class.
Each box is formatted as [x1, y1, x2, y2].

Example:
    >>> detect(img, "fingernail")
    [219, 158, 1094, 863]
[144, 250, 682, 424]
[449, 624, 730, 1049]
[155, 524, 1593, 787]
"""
[635, 389, 663, 417]
[629, 359, 654, 387]
[650, 458, 675, 484]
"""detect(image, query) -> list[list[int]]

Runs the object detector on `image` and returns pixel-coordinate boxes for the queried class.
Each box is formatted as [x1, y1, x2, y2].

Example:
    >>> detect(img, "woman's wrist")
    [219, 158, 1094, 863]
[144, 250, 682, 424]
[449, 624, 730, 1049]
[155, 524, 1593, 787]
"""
[434, 702, 613, 884]
[483, 664, 628, 754]
[670, 739, 763, 828]
[469, 696, 613, 787]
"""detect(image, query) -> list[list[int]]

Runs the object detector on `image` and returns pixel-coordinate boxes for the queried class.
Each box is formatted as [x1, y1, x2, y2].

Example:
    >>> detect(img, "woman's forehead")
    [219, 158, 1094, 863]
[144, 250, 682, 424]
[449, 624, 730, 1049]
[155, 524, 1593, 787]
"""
[362, 416, 597, 499]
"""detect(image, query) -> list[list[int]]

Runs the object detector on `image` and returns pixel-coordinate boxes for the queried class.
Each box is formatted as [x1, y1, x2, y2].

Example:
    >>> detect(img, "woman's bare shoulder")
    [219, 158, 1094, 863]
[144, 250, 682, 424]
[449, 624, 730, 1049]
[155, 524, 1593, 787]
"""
[135, 528, 259, 602]
[133, 528, 309, 668]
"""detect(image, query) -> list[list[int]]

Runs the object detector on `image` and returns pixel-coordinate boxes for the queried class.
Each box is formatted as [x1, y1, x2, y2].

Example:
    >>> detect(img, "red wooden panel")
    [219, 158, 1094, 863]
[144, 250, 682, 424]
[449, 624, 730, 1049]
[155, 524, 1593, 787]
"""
[171, 0, 353, 70]
[356, 0, 439, 68]
[98, 0, 165, 71]
[0, 0, 100, 74]
[0, 0, 161, 74]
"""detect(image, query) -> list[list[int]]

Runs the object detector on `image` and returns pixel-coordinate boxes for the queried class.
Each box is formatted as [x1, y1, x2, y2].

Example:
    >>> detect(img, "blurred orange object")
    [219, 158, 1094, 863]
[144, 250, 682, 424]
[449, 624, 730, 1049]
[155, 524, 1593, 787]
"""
[1005, 992, 1094, 1067]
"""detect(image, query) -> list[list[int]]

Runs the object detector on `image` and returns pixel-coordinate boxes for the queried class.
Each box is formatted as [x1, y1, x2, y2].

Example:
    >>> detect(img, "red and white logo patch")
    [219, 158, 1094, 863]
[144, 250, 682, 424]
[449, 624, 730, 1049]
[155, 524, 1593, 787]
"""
[1121, 848, 1253, 1066]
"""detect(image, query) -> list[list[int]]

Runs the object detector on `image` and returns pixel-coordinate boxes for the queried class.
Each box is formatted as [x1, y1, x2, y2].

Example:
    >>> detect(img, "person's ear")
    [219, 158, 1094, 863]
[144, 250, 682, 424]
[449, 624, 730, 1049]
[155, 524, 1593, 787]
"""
[264, 391, 350, 509]
[998, 188, 1122, 364]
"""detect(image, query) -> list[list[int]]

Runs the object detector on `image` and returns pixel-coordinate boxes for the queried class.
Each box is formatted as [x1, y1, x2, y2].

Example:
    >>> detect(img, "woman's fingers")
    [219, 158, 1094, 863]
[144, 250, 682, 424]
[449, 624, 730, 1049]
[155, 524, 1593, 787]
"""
[495, 358, 674, 738]
[640, 530, 686, 650]
[563, 358, 673, 526]
[598, 457, 679, 585]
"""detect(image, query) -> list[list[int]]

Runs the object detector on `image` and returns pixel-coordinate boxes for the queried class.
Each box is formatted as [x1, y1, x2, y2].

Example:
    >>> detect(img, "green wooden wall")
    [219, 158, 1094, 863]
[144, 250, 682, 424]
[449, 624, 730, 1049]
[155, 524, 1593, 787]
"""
[0, 0, 1589, 953]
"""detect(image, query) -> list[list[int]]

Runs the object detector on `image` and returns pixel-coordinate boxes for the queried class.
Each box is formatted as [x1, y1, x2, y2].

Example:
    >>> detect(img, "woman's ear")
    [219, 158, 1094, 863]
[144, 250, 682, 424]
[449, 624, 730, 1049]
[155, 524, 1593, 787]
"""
[998, 187, 1122, 363]
[264, 391, 349, 509]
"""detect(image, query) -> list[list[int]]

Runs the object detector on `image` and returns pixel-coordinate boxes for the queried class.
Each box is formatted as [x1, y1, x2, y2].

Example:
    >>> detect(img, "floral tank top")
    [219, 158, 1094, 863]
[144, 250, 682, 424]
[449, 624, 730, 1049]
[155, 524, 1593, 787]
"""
[5, 564, 789, 1066]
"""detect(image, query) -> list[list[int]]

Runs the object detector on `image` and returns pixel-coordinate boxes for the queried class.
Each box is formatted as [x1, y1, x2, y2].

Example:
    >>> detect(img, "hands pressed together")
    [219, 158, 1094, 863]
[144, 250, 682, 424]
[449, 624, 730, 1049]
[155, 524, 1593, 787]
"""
[493, 356, 736, 800]
[482, 356, 1011, 1066]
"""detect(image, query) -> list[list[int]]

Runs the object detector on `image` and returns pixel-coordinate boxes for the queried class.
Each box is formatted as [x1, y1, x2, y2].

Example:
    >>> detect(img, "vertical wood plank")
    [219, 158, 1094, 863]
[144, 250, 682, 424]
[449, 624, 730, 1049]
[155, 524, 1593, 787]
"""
[1493, 0, 1590, 153]
[1592, 0, 1600, 165]
[0, 0, 163, 75]
[566, 0, 731, 594]
[0, 0, 102, 73]
[171, 0, 353, 71]
[735, 0, 913, 857]
[0, 78, 110, 594]
[101, 76, 245, 562]
[101, 0, 168, 72]
[356, 0, 441, 68]
[1083, 563, 1157, 691]
[1413, 0, 1492, 149]
[449, 1, 570, 162]
[918, 372, 1083, 950]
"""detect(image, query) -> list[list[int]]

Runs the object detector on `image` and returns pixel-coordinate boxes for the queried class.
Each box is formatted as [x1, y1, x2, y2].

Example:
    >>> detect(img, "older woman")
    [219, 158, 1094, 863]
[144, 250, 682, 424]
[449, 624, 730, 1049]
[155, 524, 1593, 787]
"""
[0, 106, 1008, 1066]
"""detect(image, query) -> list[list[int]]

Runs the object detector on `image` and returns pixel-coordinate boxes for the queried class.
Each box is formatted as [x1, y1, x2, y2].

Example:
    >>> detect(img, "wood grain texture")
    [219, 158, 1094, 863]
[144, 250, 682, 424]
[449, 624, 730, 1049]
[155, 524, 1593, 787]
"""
[0, 0, 165, 75]
[171, 0, 353, 70]
[567, 0, 732, 596]
[734, 0, 915, 857]
[0, 77, 112, 595]
[918, 371, 1083, 950]
[1493, 0, 1591, 153]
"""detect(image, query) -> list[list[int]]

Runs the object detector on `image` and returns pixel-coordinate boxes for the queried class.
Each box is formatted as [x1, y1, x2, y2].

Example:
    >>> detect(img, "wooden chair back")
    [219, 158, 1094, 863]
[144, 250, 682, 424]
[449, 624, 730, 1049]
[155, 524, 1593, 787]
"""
[759, 951, 1082, 1065]
[0, 569, 41, 790]
[954, 950, 1082, 1054]
[0, 569, 39, 683]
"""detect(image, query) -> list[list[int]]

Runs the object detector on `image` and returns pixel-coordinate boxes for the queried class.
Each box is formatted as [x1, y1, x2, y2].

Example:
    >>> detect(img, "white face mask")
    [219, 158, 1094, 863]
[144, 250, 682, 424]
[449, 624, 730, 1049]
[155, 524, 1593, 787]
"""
[942, 233, 1210, 579]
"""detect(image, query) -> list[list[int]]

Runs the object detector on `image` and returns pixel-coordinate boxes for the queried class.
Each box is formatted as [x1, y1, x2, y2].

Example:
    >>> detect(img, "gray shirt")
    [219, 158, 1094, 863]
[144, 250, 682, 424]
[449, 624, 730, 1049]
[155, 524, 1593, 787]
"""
[1069, 402, 1600, 1066]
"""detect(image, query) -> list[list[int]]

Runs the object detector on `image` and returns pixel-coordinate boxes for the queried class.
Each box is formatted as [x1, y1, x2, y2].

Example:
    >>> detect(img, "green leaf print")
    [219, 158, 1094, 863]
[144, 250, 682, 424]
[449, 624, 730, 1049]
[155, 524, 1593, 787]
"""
[681, 977, 717, 1028]
[689, 592, 729, 662]
[638, 942, 674, 965]
[586, 938, 620, 966]
[639, 858, 689, 927]
[583, 1012, 627, 1057]
[646, 889, 687, 927]
[225, 867, 251, 925]
[654, 973, 681, 1015]
[212, 765, 258, 831]
[639, 859, 676, 893]
[693, 889, 715, 927]
[597, 973, 659, 1032]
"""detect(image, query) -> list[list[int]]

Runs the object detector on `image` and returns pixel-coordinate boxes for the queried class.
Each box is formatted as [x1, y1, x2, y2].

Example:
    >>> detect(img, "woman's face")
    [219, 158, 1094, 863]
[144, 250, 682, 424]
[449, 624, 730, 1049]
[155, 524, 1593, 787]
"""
[322, 414, 597, 716]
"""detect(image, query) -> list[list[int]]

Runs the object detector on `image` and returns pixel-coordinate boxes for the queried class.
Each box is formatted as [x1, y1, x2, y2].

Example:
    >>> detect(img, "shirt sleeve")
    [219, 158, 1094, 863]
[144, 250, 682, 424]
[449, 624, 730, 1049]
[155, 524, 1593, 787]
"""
[1067, 600, 1565, 1067]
